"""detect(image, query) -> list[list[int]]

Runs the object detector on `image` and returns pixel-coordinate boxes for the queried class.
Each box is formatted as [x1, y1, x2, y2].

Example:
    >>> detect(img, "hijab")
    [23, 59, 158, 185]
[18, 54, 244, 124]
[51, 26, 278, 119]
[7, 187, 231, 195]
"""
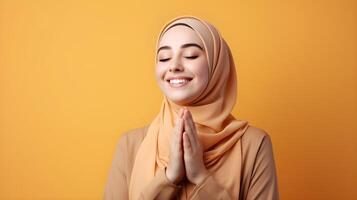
[129, 15, 250, 199]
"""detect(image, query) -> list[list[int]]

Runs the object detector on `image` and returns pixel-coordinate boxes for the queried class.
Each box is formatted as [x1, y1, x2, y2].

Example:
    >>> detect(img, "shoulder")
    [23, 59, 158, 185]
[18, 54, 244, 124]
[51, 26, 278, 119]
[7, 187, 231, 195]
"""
[241, 124, 274, 158]
[118, 124, 150, 158]
[121, 125, 149, 143]
[113, 125, 150, 175]
[242, 124, 272, 148]
[119, 124, 150, 152]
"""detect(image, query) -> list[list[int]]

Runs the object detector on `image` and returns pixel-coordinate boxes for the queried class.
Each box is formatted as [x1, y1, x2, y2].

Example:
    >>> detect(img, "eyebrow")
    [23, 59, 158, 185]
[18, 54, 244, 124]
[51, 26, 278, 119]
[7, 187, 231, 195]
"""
[157, 43, 204, 54]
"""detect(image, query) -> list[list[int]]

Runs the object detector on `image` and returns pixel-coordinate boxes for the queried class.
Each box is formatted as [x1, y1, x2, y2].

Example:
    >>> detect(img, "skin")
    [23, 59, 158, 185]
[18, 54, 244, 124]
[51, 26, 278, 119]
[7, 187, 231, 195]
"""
[156, 25, 209, 106]
[155, 25, 210, 185]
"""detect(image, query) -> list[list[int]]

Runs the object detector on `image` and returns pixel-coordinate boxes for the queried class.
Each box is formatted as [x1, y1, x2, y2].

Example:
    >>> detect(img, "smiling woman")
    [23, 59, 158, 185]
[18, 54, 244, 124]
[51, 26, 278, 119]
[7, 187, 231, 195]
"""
[104, 15, 279, 200]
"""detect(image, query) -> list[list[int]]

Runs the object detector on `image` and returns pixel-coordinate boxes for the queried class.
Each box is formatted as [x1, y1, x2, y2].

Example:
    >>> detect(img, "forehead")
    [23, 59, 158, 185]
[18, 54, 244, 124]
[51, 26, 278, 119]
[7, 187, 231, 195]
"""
[158, 25, 204, 48]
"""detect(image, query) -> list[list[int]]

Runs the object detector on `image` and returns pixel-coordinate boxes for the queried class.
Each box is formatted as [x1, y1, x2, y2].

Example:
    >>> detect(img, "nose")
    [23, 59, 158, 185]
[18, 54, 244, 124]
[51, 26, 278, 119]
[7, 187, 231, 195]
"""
[169, 57, 184, 72]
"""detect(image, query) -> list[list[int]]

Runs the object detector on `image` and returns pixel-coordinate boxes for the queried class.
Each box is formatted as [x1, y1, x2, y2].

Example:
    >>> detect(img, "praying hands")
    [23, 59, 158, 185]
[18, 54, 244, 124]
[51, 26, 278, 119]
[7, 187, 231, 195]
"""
[166, 107, 209, 186]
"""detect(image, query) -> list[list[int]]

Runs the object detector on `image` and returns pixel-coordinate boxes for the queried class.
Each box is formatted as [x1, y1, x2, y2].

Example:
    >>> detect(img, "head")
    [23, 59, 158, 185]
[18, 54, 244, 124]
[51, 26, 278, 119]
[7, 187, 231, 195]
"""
[155, 24, 209, 106]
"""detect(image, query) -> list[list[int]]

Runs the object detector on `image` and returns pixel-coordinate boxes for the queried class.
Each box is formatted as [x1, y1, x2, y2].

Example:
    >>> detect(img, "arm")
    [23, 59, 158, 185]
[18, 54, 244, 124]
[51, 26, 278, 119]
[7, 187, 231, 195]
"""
[103, 134, 182, 200]
[103, 134, 129, 200]
[189, 173, 232, 200]
[246, 135, 279, 200]
[188, 134, 280, 200]
[139, 167, 182, 199]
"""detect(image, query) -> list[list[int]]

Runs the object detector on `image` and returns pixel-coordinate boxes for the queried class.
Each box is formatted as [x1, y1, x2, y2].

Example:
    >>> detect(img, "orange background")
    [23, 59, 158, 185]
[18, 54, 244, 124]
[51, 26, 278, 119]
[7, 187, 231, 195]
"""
[1, 0, 356, 199]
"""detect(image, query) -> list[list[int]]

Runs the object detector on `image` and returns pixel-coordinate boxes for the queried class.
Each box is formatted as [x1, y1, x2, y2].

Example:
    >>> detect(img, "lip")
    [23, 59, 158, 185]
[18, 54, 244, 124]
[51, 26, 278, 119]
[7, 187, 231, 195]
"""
[165, 76, 193, 88]
[165, 76, 193, 82]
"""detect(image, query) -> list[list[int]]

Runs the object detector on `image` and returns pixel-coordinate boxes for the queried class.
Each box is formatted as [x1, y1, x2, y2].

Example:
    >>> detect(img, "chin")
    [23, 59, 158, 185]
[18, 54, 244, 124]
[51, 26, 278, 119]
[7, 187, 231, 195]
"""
[166, 94, 193, 105]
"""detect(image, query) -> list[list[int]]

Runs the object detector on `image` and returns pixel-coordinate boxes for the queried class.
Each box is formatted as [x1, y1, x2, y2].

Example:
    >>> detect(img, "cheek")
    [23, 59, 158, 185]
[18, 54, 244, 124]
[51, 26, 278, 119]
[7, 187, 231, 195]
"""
[155, 65, 164, 80]
[193, 60, 209, 85]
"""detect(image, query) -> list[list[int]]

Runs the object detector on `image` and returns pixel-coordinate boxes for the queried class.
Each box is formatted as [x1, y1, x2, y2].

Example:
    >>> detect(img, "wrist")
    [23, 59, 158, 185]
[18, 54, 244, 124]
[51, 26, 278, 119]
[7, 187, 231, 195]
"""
[165, 167, 180, 185]
[193, 170, 209, 185]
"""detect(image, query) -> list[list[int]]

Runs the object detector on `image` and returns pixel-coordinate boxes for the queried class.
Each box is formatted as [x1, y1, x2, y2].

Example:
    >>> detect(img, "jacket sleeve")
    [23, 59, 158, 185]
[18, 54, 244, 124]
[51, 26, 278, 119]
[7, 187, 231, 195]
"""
[189, 134, 279, 200]
[139, 167, 183, 199]
[103, 134, 129, 200]
[245, 135, 280, 200]
[103, 134, 182, 200]
[189, 173, 232, 200]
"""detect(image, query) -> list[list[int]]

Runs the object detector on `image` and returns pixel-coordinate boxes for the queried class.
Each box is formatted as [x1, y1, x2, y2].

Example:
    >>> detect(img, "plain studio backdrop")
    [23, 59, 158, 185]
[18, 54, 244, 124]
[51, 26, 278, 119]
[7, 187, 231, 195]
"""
[0, 0, 356, 199]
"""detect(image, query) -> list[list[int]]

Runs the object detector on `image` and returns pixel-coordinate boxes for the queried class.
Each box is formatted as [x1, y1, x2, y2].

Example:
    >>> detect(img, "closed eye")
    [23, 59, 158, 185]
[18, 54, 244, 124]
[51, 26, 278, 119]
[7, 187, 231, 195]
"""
[158, 55, 198, 62]
[185, 55, 198, 59]
[159, 58, 170, 62]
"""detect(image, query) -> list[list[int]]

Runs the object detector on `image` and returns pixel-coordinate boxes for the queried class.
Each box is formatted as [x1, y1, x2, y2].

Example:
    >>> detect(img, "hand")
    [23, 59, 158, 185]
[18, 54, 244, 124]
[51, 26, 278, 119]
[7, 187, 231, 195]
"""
[166, 108, 186, 185]
[182, 108, 209, 185]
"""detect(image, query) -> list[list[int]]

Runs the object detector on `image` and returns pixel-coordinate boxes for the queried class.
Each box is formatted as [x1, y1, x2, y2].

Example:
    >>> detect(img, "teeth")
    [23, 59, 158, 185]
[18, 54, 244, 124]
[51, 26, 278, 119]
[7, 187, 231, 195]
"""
[169, 79, 190, 84]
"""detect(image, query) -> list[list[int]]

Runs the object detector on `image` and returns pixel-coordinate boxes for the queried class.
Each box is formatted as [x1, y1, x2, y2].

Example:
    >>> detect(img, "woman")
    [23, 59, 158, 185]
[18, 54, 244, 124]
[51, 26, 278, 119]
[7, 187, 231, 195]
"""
[104, 15, 279, 200]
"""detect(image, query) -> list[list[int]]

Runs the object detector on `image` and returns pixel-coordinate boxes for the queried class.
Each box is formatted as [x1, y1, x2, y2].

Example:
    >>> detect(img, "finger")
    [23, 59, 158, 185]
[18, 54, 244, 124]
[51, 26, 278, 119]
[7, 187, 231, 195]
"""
[177, 117, 183, 134]
[179, 108, 184, 118]
[177, 118, 183, 142]
[175, 108, 183, 137]
[172, 116, 183, 153]
[174, 118, 183, 152]
[175, 109, 184, 132]
[185, 110, 197, 139]
[183, 132, 192, 154]
[183, 110, 198, 148]
[186, 110, 199, 141]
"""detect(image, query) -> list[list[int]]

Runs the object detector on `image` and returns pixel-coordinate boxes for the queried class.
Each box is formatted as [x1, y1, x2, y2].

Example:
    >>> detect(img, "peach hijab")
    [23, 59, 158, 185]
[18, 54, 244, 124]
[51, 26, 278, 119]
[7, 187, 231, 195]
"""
[129, 15, 250, 199]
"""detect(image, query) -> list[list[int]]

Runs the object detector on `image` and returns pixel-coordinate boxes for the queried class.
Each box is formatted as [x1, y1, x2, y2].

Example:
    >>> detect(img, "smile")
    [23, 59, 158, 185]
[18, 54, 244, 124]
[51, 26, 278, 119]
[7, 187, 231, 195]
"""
[167, 78, 192, 88]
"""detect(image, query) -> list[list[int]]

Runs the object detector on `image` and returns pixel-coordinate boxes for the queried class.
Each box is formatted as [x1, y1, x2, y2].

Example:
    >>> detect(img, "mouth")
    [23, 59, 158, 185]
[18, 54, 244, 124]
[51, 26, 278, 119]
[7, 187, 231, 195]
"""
[166, 77, 193, 88]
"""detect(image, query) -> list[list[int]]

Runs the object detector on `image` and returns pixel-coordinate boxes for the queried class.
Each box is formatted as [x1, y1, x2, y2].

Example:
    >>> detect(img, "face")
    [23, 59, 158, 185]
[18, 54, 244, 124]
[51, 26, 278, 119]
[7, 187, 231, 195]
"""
[155, 25, 209, 106]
